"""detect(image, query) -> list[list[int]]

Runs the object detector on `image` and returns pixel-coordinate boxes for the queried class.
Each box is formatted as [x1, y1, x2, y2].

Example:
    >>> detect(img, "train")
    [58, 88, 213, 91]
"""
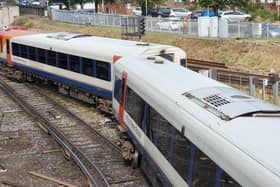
[1, 27, 280, 187]
[113, 55, 280, 187]
[0, 28, 186, 112]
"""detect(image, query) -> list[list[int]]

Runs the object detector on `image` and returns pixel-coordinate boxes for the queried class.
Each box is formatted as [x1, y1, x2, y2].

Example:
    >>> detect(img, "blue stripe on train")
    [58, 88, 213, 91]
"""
[13, 63, 112, 98]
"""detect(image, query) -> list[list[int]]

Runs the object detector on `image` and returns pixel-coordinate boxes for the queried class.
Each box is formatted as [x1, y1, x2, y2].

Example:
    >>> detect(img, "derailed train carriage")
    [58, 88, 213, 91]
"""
[0, 29, 186, 111]
[113, 55, 280, 187]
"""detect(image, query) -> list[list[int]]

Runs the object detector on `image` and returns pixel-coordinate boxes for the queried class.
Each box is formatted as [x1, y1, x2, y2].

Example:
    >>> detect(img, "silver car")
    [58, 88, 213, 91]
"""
[219, 11, 251, 22]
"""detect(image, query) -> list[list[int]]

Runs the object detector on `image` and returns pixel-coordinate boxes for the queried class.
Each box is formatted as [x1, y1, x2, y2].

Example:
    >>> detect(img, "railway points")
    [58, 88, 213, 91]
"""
[0, 77, 149, 187]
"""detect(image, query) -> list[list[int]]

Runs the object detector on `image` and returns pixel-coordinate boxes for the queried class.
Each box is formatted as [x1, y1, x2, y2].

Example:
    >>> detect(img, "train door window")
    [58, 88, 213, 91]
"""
[69, 55, 80, 73]
[159, 53, 174, 62]
[96, 60, 110, 81]
[125, 86, 144, 125]
[113, 77, 122, 103]
[20, 44, 28, 59]
[47, 50, 56, 66]
[82, 57, 93, 76]
[180, 59, 186, 67]
[6, 39, 10, 54]
[58, 52, 67, 69]
[12, 43, 19, 56]
[29, 46, 36, 61]
[0, 37, 2, 53]
[37, 48, 46, 63]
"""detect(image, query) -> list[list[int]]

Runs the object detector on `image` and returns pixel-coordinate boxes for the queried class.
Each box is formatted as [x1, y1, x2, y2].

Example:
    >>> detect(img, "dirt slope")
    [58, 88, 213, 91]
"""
[13, 16, 280, 74]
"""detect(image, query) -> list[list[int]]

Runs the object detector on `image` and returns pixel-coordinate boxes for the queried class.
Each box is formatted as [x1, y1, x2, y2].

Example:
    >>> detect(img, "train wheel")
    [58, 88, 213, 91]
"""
[132, 150, 141, 169]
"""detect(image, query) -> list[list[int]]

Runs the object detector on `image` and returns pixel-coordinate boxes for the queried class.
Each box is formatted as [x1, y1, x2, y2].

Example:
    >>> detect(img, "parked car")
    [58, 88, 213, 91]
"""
[190, 10, 216, 19]
[133, 7, 142, 16]
[219, 11, 251, 22]
[31, 1, 40, 6]
[156, 17, 184, 30]
[262, 23, 280, 38]
[49, 3, 66, 9]
[170, 8, 192, 17]
[149, 8, 172, 18]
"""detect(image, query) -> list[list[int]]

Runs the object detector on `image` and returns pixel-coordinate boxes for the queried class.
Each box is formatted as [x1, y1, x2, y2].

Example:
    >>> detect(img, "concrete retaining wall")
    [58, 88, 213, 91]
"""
[0, 6, 19, 29]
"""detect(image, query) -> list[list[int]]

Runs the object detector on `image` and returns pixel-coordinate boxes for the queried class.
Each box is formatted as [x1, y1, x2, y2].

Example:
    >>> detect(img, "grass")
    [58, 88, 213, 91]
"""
[12, 16, 280, 75]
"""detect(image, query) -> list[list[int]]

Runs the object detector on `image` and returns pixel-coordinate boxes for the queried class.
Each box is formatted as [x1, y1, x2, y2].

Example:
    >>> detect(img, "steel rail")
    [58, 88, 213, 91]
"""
[0, 77, 110, 187]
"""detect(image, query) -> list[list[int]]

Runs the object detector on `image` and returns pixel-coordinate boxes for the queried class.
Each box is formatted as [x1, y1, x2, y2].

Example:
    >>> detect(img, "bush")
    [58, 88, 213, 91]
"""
[242, 4, 277, 22]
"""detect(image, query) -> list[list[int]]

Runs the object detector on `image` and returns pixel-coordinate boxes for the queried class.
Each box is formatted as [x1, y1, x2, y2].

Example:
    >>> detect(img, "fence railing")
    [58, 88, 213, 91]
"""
[50, 9, 280, 39]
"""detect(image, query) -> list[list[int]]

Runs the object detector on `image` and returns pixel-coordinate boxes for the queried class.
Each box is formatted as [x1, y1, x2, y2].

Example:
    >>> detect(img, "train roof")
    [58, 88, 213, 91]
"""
[115, 55, 280, 178]
[11, 32, 184, 62]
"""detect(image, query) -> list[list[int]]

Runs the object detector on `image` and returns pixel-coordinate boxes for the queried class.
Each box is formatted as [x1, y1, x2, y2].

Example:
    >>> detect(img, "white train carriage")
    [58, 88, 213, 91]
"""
[7, 32, 186, 100]
[113, 55, 280, 187]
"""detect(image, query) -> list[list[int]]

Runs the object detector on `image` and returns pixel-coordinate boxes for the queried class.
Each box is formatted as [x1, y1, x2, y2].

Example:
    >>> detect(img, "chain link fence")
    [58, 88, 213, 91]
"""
[50, 9, 280, 39]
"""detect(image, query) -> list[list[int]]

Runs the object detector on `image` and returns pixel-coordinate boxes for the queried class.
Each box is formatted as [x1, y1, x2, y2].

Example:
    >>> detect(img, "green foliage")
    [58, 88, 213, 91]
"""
[241, 4, 277, 21]
[198, 0, 249, 14]
[138, 0, 164, 16]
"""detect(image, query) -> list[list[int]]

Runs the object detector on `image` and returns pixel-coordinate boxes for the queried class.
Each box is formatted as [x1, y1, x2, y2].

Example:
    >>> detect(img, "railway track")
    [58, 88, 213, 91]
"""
[0, 77, 148, 187]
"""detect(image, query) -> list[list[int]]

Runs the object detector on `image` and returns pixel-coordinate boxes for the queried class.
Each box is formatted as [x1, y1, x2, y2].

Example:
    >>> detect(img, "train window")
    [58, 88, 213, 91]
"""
[126, 87, 144, 125]
[37, 48, 46, 63]
[82, 58, 93, 76]
[180, 59, 186, 67]
[172, 128, 191, 182]
[218, 169, 240, 187]
[12, 43, 19, 56]
[149, 108, 171, 158]
[6, 40, 10, 55]
[69, 55, 80, 73]
[159, 53, 174, 62]
[96, 61, 110, 81]
[20, 45, 28, 59]
[113, 77, 122, 103]
[47, 50, 56, 66]
[29, 46, 36, 61]
[58, 52, 68, 69]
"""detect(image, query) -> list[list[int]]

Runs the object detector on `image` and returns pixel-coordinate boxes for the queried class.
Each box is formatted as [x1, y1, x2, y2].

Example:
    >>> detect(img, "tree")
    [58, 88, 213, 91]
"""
[137, 0, 164, 16]
[198, 0, 249, 15]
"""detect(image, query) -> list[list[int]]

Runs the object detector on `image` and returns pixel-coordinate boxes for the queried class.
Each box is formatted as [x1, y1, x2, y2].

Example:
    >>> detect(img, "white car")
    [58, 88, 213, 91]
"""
[31, 1, 40, 6]
[156, 18, 183, 31]
[219, 11, 251, 22]
[133, 7, 142, 16]
[170, 8, 192, 17]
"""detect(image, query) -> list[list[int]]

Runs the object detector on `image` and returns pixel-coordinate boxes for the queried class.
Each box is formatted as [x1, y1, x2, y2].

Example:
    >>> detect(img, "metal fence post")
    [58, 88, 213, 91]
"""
[272, 81, 279, 103]
[238, 21, 240, 38]
[262, 79, 268, 100]
[249, 76, 256, 96]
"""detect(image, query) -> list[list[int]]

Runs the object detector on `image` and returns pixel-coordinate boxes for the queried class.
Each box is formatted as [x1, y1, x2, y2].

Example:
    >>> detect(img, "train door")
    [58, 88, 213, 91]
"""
[6, 39, 12, 66]
[0, 35, 2, 54]
[119, 71, 127, 127]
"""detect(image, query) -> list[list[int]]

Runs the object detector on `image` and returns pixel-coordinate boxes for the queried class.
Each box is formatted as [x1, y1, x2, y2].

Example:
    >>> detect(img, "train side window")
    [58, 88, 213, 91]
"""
[29, 46, 36, 61]
[96, 61, 109, 81]
[126, 87, 144, 125]
[113, 77, 122, 103]
[6, 40, 10, 54]
[69, 55, 80, 73]
[37, 48, 46, 63]
[12, 43, 19, 56]
[58, 52, 67, 69]
[82, 57, 93, 76]
[172, 128, 191, 182]
[47, 50, 56, 66]
[20, 44, 28, 59]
